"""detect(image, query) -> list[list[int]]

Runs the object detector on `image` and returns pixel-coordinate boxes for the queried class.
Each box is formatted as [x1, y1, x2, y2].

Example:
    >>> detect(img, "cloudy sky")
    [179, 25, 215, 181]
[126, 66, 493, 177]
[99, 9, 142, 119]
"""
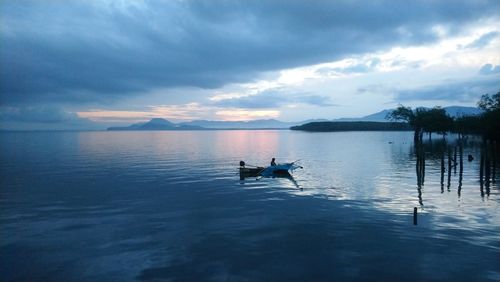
[1, 0, 499, 129]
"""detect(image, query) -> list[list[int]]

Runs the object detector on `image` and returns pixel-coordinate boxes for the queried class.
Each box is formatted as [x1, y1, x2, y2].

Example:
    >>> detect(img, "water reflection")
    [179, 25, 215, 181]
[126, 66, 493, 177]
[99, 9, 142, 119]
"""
[413, 136, 499, 203]
[480, 140, 498, 197]
[1, 131, 499, 281]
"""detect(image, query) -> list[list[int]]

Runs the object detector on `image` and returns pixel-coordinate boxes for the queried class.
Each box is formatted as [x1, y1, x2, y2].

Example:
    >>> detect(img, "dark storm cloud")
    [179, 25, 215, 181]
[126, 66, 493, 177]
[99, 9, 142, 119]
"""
[1, 0, 499, 106]
[463, 31, 500, 49]
[0, 105, 86, 123]
[212, 89, 335, 108]
[478, 64, 500, 75]
[394, 76, 500, 102]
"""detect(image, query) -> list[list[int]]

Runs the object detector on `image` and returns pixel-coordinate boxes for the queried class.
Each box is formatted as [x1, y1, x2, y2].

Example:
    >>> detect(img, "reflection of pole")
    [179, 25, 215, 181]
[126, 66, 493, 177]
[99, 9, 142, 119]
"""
[453, 146, 457, 174]
[413, 207, 418, 225]
[447, 148, 452, 191]
[493, 141, 497, 183]
[441, 150, 445, 193]
[458, 143, 463, 198]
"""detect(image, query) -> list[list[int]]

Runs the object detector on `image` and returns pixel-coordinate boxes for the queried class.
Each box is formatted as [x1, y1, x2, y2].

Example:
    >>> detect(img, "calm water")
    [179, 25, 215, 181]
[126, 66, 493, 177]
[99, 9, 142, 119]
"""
[1, 130, 499, 281]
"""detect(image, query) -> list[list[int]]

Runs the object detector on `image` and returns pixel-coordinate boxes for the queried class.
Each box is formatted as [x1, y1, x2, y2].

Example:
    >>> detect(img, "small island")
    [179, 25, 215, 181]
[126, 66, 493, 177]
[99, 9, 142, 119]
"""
[290, 121, 411, 132]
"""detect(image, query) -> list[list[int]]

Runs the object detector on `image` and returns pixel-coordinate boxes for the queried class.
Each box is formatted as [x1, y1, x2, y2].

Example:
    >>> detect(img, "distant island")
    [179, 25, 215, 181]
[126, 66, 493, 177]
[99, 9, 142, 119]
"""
[290, 121, 411, 132]
[290, 106, 480, 132]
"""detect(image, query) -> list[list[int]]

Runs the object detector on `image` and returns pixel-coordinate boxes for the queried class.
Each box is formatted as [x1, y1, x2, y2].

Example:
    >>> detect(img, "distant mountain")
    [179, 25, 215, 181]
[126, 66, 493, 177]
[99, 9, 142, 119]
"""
[334, 106, 482, 122]
[107, 118, 204, 131]
[106, 106, 482, 131]
[108, 118, 327, 130]
[179, 119, 325, 129]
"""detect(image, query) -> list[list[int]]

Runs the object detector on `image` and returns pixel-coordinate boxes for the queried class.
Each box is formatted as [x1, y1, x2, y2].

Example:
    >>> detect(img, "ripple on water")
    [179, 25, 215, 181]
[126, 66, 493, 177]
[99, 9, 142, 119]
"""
[0, 131, 499, 281]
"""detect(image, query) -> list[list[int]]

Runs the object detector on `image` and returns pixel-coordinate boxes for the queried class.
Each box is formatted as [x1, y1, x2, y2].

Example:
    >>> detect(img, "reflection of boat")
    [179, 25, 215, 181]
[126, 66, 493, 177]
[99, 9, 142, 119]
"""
[270, 171, 301, 189]
[239, 160, 303, 189]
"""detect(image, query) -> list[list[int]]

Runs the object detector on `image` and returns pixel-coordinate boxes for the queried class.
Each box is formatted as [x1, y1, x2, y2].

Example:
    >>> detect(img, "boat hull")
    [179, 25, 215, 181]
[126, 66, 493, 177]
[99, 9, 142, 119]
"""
[239, 167, 265, 176]
[239, 162, 301, 178]
[260, 163, 298, 176]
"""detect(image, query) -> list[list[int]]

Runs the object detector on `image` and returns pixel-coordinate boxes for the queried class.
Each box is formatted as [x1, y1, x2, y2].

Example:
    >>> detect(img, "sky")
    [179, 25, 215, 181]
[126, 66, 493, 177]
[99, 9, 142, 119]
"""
[1, 0, 499, 130]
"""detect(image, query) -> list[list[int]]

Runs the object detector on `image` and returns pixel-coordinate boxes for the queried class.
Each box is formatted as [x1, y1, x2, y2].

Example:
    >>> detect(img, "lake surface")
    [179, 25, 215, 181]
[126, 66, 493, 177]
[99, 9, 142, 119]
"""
[1, 130, 499, 281]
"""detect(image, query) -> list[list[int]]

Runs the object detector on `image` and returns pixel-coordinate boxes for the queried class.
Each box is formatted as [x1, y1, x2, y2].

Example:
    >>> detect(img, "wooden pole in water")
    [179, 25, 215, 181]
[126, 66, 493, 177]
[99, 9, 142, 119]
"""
[485, 141, 491, 196]
[453, 146, 457, 174]
[413, 207, 418, 225]
[422, 147, 425, 182]
[480, 143, 485, 186]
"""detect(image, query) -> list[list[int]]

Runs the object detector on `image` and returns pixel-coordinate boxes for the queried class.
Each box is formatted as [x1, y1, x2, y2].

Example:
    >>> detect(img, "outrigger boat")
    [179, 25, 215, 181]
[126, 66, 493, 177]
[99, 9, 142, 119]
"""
[239, 160, 303, 177]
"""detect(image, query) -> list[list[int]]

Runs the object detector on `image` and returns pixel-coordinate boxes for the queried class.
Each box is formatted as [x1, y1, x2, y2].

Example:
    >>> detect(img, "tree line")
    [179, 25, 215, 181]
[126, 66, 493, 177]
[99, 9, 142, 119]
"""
[290, 121, 410, 132]
[387, 91, 500, 142]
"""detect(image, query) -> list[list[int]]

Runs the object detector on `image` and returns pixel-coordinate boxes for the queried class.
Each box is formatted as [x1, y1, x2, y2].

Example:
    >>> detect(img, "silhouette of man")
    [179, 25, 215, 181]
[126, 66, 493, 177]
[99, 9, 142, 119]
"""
[271, 158, 276, 166]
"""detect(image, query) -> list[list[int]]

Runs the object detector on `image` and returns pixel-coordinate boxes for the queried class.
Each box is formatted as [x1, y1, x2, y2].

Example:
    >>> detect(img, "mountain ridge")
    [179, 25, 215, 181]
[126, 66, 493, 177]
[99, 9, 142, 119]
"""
[106, 106, 481, 130]
[107, 118, 204, 131]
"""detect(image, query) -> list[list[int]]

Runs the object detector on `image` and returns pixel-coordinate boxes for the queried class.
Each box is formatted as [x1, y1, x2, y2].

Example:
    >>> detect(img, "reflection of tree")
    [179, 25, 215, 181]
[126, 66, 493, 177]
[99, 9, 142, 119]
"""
[458, 143, 463, 198]
[479, 140, 497, 197]
[413, 136, 498, 202]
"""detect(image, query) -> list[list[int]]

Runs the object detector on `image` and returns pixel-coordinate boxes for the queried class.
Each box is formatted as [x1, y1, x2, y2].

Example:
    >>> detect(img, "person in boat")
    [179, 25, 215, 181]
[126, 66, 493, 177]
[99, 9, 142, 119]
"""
[271, 158, 276, 166]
